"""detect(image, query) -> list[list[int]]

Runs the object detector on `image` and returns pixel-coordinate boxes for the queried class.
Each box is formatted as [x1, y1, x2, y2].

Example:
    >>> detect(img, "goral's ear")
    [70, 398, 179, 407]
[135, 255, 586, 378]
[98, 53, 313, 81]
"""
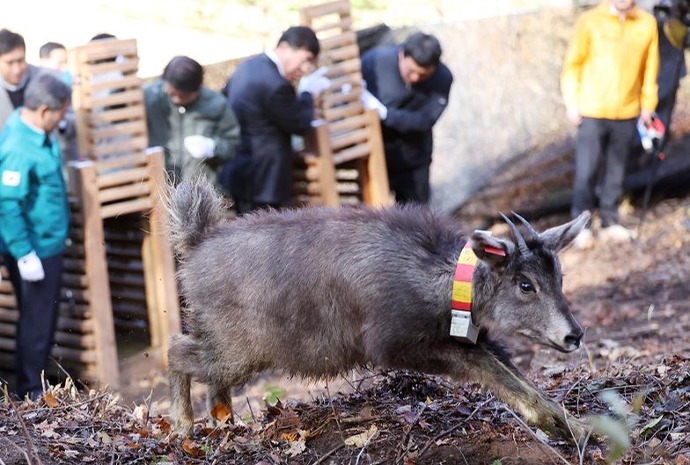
[470, 231, 513, 269]
[540, 211, 591, 253]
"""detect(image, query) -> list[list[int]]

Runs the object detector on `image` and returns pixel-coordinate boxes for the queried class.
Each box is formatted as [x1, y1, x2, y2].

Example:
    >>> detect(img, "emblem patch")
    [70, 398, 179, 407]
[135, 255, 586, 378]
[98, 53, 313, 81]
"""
[1, 170, 21, 187]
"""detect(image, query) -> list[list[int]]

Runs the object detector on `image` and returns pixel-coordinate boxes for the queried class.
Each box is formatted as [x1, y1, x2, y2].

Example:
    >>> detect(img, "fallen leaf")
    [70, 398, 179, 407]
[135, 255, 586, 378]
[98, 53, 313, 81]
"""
[344, 425, 379, 448]
[182, 438, 204, 457]
[44, 392, 59, 408]
[211, 403, 232, 422]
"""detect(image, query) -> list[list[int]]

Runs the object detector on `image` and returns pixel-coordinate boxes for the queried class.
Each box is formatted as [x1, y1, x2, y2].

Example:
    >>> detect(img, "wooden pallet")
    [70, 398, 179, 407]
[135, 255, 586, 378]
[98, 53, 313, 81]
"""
[295, 0, 391, 207]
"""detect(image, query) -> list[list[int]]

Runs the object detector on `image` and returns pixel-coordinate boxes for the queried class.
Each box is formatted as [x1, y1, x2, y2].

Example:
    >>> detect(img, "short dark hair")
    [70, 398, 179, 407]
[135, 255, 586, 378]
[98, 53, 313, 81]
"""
[278, 26, 320, 57]
[0, 29, 26, 56]
[39, 42, 66, 59]
[24, 73, 71, 111]
[90, 33, 117, 42]
[162, 56, 203, 93]
[402, 32, 442, 68]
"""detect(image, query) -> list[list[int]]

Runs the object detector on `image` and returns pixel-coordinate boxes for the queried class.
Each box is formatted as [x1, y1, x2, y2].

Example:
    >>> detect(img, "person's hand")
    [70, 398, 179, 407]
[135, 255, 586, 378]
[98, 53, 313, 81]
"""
[639, 109, 653, 126]
[298, 67, 331, 97]
[184, 135, 216, 159]
[566, 107, 582, 126]
[17, 251, 44, 282]
[360, 88, 388, 120]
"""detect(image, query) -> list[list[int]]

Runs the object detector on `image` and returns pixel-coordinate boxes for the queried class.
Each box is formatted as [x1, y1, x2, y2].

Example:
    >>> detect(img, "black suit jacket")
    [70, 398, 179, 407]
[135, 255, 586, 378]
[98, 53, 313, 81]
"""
[361, 46, 453, 172]
[221, 54, 314, 205]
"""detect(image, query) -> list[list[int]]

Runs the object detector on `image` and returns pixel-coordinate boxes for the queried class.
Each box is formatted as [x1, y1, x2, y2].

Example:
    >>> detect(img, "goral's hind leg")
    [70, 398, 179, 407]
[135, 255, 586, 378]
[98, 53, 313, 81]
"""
[168, 334, 203, 437]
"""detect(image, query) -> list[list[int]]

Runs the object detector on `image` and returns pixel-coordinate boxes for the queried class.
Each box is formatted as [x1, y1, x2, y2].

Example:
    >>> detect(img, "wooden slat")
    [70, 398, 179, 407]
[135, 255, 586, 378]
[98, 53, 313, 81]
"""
[89, 105, 146, 125]
[68, 162, 120, 385]
[324, 101, 364, 121]
[75, 38, 138, 62]
[99, 182, 151, 204]
[84, 58, 140, 79]
[89, 152, 148, 173]
[324, 58, 361, 78]
[54, 331, 96, 350]
[52, 346, 98, 364]
[313, 18, 353, 34]
[328, 113, 368, 135]
[100, 198, 153, 219]
[326, 44, 361, 63]
[333, 143, 371, 164]
[331, 127, 369, 151]
[83, 89, 144, 111]
[57, 316, 94, 333]
[92, 120, 147, 140]
[97, 166, 149, 189]
[91, 135, 148, 158]
[82, 75, 142, 94]
[319, 31, 357, 52]
[360, 109, 392, 206]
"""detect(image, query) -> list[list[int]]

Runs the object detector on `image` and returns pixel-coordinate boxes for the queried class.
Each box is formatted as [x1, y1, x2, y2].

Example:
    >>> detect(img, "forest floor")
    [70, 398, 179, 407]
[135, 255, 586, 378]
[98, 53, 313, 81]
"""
[1, 193, 690, 464]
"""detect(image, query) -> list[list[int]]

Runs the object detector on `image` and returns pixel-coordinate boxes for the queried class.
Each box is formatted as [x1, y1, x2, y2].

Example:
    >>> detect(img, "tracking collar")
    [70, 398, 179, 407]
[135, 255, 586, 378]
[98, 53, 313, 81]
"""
[450, 232, 505, 344]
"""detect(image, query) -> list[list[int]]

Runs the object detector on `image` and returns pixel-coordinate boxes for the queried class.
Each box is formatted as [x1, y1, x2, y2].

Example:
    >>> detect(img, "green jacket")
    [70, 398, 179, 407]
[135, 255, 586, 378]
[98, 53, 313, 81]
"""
[0, 110, 70, 259]
[144, 79, 239, 188]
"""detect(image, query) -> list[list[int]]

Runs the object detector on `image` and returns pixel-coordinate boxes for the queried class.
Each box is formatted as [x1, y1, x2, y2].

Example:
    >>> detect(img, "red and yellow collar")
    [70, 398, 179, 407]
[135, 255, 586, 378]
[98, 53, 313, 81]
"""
[450, 238, 505, 344]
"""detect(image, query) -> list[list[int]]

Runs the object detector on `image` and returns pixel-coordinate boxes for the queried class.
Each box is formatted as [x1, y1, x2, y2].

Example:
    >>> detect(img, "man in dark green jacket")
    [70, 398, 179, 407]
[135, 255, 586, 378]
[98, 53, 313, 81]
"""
[144, 56, 239, 191]
[0, 72, 71, 400]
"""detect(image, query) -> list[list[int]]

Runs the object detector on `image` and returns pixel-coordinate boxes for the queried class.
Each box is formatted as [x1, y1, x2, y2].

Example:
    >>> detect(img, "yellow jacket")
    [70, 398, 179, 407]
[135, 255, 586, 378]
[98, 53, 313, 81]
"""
[561, 1, 659, 120]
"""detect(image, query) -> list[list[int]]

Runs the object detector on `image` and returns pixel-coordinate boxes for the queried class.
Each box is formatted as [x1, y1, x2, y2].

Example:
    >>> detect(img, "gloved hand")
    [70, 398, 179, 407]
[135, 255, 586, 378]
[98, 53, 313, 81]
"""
[298, 67, 331, 97]
[184, 135, 216, 159]
[18, 251, 44, 282]
[360, 88, 388, 121]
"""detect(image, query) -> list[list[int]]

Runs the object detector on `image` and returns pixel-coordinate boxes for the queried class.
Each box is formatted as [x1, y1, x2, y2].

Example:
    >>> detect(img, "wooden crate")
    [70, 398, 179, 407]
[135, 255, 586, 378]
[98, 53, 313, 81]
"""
[295, 0, 392, 208]
[0, 148, 178, 386]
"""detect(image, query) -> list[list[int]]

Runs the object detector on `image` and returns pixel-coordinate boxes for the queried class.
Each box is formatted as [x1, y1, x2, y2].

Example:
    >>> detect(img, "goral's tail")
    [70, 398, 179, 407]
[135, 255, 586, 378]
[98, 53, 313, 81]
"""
[167, 177, 225, 259]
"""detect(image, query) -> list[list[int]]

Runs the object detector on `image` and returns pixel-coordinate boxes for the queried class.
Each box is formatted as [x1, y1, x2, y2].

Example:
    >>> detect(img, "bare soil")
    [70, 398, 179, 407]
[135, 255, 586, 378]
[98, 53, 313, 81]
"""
[1, 193, 690, 464]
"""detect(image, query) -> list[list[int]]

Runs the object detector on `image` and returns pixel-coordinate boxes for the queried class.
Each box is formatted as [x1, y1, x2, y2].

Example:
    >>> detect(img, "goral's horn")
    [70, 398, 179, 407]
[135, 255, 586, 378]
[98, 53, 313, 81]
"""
[500, 212, 529, 255]
[511, 211, 538, 241]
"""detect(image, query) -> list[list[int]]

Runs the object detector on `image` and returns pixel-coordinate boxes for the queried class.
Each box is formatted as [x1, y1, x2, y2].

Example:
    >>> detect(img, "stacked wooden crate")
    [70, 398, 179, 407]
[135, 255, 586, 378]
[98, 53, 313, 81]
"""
[294, 0, 392, 207]
[0, 38, 179, 387]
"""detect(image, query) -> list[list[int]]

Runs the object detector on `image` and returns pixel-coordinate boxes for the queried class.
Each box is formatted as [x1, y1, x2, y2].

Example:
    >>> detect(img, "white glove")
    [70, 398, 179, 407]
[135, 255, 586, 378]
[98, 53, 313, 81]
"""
[184, 135, 215, 159]
[18, 251, 44, 282]
[298, 67, 331, 97]
[360, 88, 387, 120]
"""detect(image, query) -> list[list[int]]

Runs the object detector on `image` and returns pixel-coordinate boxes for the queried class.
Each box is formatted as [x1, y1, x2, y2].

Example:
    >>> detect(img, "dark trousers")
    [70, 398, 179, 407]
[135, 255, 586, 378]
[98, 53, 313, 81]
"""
[388, 163, 431, 205]
[571, 117, 637, 227]
[3, 253, 63, 399]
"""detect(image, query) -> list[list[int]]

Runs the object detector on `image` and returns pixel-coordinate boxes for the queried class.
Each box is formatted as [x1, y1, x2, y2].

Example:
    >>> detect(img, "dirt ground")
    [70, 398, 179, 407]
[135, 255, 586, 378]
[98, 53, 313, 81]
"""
[1, 192, 690, 464]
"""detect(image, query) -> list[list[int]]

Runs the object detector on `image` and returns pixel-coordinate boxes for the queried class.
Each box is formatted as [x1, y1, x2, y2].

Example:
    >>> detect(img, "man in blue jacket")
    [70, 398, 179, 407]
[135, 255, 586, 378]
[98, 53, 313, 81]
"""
[0, 72, 71, 400]
[361, 32, 453, 204]
[221, 26, 330, 214]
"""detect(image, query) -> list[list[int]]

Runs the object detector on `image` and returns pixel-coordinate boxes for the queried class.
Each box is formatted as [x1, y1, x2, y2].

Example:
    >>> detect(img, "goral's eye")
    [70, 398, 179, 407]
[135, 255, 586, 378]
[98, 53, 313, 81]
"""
[519, 280, 535, 294]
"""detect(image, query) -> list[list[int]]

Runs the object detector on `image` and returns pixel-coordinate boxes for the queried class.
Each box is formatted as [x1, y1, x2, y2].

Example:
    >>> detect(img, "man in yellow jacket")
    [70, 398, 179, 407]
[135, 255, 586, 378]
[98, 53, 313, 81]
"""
[561, 0, 659, 249]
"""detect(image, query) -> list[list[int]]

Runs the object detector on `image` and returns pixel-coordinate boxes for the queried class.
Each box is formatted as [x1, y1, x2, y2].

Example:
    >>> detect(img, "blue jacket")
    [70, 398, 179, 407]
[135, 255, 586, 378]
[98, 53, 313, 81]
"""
[0, 110, 70, 258]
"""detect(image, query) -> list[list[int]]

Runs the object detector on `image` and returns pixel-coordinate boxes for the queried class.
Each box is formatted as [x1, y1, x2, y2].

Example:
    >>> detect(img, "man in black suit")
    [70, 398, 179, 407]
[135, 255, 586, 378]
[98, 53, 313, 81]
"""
[221, 26, 330, 214]
[360, 32, 453, 205]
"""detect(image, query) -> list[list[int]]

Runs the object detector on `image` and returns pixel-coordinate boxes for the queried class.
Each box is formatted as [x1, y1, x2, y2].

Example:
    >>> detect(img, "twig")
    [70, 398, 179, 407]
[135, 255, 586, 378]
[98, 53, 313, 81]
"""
[324, 382, 344, 441]
[503, 406, 571, 465]
[8, 396, 44, 465]
[246, 396, 256, 423]
[395, 404, 427, 464]
[0, 437, 32, 465]
[313, 443, 345, 464]
[416, 396, 495, 461]
[355, 428, 377, 465]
